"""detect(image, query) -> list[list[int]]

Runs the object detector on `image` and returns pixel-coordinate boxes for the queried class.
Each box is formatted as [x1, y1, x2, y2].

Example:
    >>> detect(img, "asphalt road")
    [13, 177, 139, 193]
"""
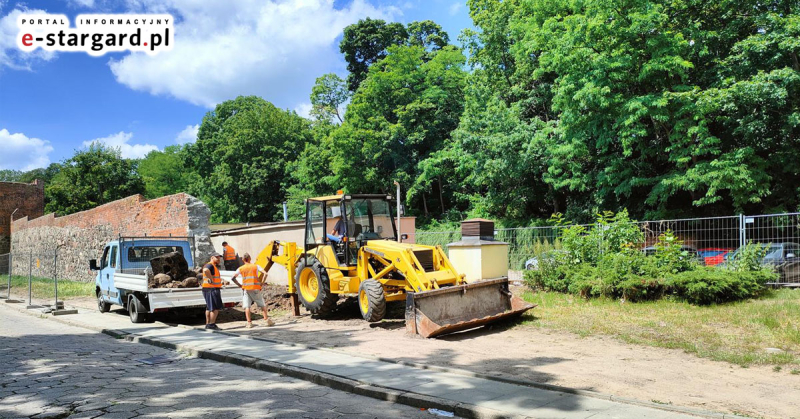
[0, 307, 445, 419]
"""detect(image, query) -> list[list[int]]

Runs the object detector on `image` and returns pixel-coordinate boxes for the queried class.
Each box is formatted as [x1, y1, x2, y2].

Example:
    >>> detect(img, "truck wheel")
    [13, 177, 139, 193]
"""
[128, 295, 148, 323]
[294, 259, 338, 317]
[358, 279, 386, 322]
[96, 289, 111, 313]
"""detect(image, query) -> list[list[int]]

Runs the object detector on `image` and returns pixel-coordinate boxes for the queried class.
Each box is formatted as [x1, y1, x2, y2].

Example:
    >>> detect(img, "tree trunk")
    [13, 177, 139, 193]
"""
[438, 177, 445, 214]
[422, 193, 429, 216]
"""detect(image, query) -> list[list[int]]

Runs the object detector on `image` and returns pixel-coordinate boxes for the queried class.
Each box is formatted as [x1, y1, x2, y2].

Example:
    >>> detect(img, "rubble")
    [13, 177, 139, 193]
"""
[147, 252, 205, 289]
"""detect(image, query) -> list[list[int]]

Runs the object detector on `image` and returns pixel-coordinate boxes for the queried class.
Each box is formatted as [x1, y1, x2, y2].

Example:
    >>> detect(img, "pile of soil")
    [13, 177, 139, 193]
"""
[146, 252, 203, 289]
[245, 283, 294, 313]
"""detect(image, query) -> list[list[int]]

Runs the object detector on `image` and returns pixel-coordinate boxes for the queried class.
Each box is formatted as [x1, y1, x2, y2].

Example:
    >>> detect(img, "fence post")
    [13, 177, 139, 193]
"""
[53, 249, 58, 309]
[27, 251, 33, 307]
[6, 252, 11, 300]
[739, 214, 746, 248]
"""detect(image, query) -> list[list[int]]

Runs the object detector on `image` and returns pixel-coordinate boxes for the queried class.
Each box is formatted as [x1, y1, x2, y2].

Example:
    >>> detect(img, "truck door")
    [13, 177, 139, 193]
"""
[99, 246, 118, 302]
[106, 245, 120, 304]
[98, 246, 110, 295]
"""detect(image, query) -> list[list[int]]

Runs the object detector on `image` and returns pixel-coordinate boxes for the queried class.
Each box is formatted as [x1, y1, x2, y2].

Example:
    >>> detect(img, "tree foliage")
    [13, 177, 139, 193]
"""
[310, 73, 350, 123]
[185, 96, 311, 223]
[45, 144, 145, 216]
[138, 145, 189, 199]
[440, 0, 800, 222]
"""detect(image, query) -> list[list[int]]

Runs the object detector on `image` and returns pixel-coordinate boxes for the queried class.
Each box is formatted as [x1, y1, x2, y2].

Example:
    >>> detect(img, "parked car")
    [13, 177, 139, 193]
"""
[524, 250, 568, 270]
[642, 245, 704, 264]
[697, 248, 732, 266]
[722, 242, 800, 284]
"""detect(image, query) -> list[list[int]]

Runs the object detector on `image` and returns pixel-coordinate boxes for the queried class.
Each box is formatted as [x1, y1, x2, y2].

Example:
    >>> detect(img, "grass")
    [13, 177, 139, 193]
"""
[2, 275, 94, 300]
[519, 289, 800, 367]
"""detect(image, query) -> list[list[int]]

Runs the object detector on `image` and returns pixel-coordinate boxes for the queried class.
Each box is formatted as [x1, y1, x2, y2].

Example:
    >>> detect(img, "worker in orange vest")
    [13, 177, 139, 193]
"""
[222, 241, 238, 271]
[230, 252, 274, 328]
[202, 253, 229, 330]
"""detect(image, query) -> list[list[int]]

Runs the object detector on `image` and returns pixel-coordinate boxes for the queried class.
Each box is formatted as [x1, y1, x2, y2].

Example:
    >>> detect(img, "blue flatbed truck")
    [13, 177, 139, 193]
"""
[90, 237, 241, 323]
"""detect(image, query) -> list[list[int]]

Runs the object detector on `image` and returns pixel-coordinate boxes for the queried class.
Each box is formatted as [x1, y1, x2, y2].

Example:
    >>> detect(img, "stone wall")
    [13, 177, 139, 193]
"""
[10, 193, 214, 282]
[0, 180, 44, 254]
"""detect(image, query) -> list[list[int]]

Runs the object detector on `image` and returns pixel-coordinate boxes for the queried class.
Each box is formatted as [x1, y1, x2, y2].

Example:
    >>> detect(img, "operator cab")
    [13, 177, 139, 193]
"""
[304, 193, 398, 266]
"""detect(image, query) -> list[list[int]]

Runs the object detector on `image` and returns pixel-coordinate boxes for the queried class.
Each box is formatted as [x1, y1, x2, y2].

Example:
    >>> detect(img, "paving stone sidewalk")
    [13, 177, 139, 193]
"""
[0, 302, 713, 419]
[0, 306, 447, 419]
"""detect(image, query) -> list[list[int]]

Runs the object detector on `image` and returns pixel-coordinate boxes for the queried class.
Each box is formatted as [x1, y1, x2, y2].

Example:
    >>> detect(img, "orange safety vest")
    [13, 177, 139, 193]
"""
[223, 245, 236, 261]
[239, 263, 261, 291]
[202, 264, 222, 288]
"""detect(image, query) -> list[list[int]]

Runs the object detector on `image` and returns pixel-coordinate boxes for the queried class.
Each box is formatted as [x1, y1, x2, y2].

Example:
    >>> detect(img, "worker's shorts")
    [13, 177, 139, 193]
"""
[242, 290, 265, 308]
[202, 288, 223, 311]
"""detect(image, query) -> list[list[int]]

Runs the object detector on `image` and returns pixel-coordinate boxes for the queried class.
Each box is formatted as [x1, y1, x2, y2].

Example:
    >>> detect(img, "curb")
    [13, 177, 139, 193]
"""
[0, 301, 752, 419]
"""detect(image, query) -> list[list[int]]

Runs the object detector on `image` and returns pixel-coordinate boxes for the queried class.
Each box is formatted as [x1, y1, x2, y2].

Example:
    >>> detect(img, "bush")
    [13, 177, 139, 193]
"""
[666, 267, 775, 304]
[523, 213, 773, 305]
[653, 230, 696, 273]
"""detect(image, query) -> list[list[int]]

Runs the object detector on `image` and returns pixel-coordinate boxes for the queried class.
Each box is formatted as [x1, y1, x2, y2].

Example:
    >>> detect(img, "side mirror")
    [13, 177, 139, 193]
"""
[89, 259, 99, 271]
[787, 253, 796, 259]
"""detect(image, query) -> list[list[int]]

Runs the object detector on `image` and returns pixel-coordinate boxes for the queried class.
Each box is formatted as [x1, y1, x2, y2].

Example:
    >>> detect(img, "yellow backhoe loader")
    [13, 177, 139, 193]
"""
[256, 192, 533, 338]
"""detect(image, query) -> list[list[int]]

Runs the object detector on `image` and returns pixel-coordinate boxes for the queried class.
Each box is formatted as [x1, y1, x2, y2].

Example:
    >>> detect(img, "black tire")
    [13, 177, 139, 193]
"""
[96, 289, 111, 313]
[128, 294, 148, 323]
[294, 258, 338, 317]
[358, 279, 386, 322]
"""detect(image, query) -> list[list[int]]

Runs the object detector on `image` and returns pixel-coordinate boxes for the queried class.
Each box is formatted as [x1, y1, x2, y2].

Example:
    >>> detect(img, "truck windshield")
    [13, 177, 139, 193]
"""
[127, 246, 184, 263]
[344, 199, 396, 239]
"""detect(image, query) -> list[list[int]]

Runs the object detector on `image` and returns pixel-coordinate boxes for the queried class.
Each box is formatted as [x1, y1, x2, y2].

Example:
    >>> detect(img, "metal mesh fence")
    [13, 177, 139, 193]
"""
[415, 212, 800, 286]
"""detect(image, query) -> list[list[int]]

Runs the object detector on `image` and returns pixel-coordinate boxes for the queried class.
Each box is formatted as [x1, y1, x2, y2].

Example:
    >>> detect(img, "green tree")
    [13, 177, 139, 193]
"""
[340, 18, 408, 92]
[330, 44, 467, 215]
[310, 73, 350, 123]
[45, 144, 145, 215]
[458, 0, 800, 219]
[184, 96, 312, 223]
[406, 20, 449, 50]
[138, 145, 189, 199]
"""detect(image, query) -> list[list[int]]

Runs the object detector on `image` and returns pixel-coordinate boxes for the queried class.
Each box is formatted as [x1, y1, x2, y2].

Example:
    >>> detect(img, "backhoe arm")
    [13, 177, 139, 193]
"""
[255, 240, 299, 294]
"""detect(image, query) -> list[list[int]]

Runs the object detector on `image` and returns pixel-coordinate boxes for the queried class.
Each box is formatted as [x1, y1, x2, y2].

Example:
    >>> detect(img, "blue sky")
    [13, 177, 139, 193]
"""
[0, 0, 473, 170]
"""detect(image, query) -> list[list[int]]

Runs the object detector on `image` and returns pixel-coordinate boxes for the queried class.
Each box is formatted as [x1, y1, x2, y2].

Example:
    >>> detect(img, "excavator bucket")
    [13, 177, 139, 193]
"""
[405, 277, 535, 338]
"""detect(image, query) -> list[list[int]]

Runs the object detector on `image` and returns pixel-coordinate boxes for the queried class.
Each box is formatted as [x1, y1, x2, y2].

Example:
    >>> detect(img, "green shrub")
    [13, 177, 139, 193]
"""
[666, 267, 775, 304]
[524, 212, 773, 305]
[653, 230, 696, 273]
[730, 242, 771, 272]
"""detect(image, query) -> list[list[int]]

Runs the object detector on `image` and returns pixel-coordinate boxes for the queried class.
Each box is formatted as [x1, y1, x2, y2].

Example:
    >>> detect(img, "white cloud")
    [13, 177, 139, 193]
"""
[293, 103, 312, 119]
[109, 0, 397, 109]
[68, 0, 95, 8]
[448, 2, 463, 16]
[82, 131, 158, 159]
[175, 124, 198, 144]
[0, 7, 57, 71]
[0, 128, 53, 171]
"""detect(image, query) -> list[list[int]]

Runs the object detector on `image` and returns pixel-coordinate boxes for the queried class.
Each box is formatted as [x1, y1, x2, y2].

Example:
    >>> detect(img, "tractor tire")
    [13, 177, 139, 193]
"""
[358, 279, 386, 322]
[294, 259, 338, 317]
[128, 294, 148, 324]
[96, 289, 111, 313]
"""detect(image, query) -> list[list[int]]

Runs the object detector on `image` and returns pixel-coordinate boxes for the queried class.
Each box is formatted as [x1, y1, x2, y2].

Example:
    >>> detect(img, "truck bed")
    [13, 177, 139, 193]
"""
[114, 272, 242, 311]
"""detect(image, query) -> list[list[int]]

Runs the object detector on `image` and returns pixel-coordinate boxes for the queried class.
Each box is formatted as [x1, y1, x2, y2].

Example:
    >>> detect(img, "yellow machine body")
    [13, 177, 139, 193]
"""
[255, 193, 534, 338]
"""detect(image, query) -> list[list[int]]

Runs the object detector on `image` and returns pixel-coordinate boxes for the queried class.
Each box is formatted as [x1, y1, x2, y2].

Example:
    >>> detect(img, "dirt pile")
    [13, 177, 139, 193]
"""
[146, 252, 203, 289]
[245, 284, 294, 313]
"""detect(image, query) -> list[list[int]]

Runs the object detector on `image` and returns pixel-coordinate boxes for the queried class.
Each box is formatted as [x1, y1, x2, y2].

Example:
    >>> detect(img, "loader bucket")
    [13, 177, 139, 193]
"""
[405, 277, 535, 338]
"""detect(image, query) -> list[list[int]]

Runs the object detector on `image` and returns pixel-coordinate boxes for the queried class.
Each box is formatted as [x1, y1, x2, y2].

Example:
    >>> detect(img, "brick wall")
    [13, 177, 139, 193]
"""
[10, 193, 215, 282]
[0, 180, 44, 254]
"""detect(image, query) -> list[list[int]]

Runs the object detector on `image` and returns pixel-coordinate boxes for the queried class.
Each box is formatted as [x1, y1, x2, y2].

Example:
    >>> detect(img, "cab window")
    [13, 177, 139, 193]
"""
[101, 247, 110, 269]
[109, 246, 118, 269]
[306, 201, 324, 246]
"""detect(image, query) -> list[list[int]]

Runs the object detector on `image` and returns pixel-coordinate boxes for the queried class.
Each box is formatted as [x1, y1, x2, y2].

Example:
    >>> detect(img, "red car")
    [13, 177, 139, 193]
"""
[697, 248, 731, 266]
